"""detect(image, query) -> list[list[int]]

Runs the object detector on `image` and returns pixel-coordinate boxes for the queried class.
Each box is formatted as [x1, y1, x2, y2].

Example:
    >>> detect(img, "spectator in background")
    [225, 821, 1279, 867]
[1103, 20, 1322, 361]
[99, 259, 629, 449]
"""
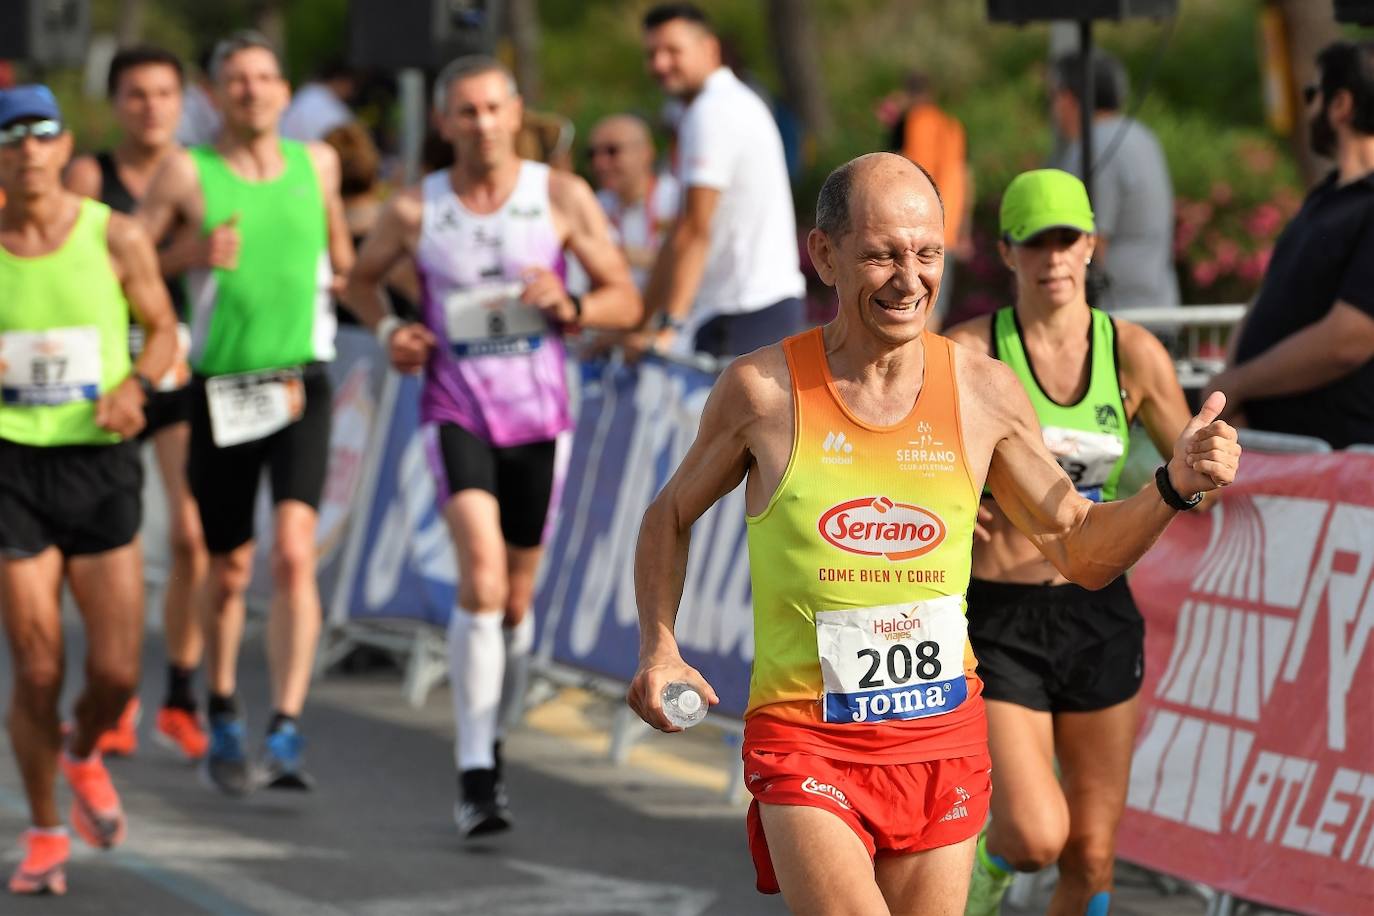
[639, 3, 806, 358]
[176, 47, 220, 146]
[896, 71, 972, 329]
[281, 60, 356, 142]
[1206, 41, 1374, 449]
[322, 123, 419, 324]
[588, 114, 680, 289]
[1049, 50, 1179, 312]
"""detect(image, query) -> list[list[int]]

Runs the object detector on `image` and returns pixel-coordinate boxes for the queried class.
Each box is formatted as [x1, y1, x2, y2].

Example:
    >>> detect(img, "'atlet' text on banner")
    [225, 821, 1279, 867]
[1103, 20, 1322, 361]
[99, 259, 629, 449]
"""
[1119, 451, 1374, 916]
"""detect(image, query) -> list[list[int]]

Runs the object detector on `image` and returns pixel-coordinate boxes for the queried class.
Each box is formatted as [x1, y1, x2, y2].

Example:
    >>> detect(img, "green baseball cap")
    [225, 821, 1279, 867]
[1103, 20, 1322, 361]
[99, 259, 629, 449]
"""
[999, 168, 1095, 243]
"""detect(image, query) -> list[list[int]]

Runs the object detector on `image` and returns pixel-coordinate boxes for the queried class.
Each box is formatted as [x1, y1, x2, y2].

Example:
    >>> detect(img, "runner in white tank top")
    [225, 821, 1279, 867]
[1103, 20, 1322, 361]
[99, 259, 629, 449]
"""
[344, 56, 639, 839]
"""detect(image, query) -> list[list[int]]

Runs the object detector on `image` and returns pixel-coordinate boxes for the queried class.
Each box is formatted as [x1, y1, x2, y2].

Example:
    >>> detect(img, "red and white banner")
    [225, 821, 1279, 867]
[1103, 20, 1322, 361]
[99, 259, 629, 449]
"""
[1120, 451, 1374, 915]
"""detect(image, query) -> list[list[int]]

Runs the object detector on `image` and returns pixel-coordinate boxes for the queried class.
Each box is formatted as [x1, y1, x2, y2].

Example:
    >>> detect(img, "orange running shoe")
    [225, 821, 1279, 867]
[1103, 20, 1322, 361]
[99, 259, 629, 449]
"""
[7, 830, 69, 895]
[59, 753, 126, 849]
[154, 707, 209, 761]
[94, 697, 140, 758]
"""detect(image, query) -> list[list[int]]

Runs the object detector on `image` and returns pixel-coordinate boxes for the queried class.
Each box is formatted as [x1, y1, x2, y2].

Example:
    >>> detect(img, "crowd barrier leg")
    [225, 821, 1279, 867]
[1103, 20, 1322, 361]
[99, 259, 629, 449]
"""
[402, 627, 449, 709]
[723, 750, 747, 806]
[608, 704, 651, 765]
[1204, 892, 1236, 916]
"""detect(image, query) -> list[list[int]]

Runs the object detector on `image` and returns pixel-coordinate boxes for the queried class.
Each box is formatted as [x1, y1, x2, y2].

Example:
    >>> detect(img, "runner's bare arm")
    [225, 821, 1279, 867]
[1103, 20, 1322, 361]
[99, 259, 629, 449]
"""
[549, 171, 641, 329]
[1117, 321, 1218, 509]
[641, 185, 718, 327]
[64, 155, 102, 199]
[972, 354, 1239, 589]
[136, 149, 224, 276]
[136, 149, 196, 247]
[99, 213, 178, 437]
[629, 360, 768, 729]
[944, 321, 997, 540]
[343, 190, 434, 373]
[343, 189, 420, 328]
[307, 141, 355, 290]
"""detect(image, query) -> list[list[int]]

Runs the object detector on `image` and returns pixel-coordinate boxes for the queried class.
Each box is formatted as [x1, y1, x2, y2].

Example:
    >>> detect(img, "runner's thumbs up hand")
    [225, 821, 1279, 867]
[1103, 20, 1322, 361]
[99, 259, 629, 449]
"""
[1167, 390, 1241, 499]
[203, 212, 240, 270]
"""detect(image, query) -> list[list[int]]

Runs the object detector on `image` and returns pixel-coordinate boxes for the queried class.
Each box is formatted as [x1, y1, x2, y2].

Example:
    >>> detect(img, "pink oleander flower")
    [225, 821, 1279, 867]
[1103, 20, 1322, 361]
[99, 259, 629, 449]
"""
[1212, 238, 1241, 272]
[1192, 260, 1220, 288]
[1245, 203, 1283, 239]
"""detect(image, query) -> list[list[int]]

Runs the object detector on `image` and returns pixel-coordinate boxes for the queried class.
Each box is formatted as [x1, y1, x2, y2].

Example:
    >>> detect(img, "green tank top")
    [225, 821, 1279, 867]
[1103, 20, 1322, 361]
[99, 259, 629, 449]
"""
[185, 141, 334, 376]
[0, 199, 131, 446]
[992, 306, 1129, 502]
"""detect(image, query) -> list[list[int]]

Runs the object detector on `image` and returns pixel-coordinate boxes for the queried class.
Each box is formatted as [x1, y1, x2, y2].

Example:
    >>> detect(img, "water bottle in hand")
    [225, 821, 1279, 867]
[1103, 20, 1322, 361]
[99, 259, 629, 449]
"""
[661, 681, 707, 729]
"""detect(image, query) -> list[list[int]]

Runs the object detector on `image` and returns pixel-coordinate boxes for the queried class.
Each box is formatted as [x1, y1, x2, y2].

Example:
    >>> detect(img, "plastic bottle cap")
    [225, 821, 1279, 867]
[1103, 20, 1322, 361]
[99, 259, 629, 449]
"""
[678, 689, 702, 715]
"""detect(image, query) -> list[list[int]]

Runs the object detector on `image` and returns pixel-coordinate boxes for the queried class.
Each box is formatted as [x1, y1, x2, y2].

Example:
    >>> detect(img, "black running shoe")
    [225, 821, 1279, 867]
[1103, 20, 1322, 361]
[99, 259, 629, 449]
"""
[455, 768, 511, 838]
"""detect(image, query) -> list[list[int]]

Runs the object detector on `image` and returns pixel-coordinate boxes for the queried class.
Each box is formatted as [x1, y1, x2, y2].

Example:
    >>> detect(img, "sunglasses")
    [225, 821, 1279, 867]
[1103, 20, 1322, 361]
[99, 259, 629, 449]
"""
[588, 144, 623, 160]
[1019, 228, 1086, 249]
[1303, 84, 1320, 106]
[0, 119, 63, 147]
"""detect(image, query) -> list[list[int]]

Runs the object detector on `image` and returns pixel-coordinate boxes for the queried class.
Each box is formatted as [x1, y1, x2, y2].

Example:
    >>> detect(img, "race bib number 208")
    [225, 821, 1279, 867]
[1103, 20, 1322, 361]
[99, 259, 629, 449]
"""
[815, 594, 969, 724]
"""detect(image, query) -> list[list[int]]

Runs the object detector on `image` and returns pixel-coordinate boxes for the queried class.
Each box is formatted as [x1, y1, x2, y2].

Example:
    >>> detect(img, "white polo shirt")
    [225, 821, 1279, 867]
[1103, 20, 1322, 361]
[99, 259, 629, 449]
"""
[676, 67, 804, 333]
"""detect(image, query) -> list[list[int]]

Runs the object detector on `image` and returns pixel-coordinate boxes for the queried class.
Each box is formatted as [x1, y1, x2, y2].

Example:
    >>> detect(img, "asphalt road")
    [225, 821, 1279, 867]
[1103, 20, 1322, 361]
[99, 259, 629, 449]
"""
[0, 604, 1233, 915]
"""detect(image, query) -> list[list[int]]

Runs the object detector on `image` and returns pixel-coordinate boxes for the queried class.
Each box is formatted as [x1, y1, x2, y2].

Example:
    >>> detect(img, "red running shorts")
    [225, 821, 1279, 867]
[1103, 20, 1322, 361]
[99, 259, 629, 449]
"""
[743, 746, 992, 895]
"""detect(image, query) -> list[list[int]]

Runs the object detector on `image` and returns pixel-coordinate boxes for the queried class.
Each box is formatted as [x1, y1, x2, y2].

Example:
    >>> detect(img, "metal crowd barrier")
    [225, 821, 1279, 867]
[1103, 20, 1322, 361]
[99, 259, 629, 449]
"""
[1113, 304, 1247, 390]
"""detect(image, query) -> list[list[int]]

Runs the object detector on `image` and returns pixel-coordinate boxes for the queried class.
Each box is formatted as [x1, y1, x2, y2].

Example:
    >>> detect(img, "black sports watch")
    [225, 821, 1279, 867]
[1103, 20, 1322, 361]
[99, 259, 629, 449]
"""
[134, 372, 157, 400]
[1155, 464, 1202, 511]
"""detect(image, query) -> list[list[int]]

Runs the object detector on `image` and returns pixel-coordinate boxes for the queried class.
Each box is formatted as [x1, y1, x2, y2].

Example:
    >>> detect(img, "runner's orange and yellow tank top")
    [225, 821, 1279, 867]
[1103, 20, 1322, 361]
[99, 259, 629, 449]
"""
[743, 327, 986, 763]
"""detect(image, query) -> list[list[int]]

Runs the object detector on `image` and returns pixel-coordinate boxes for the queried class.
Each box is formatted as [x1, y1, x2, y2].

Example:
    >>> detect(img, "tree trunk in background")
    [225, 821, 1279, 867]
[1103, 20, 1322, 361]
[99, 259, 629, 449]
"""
[115, 0, 144, 47]
[766, 0, 832, 140]
[252, 0, 287, 60]
[505, 0, 542, 106]
[1279, 0, 1339, 185]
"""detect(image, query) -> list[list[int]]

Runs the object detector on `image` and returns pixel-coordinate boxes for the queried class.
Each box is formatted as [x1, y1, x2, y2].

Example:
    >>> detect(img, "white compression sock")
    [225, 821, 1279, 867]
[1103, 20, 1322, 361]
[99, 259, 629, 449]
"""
[497, 614, 535, 737]
[448, 609, 505, 772]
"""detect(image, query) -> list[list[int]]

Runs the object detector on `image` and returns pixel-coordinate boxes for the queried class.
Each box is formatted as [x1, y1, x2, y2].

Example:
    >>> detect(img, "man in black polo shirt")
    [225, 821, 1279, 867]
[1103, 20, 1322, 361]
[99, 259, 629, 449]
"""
[1207, 40, 1374, 449]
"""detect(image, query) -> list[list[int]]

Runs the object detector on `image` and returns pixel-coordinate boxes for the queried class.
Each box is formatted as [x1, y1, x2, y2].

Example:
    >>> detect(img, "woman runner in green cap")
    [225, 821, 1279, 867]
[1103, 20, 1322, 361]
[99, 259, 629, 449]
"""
[947, 168, 1202, 916]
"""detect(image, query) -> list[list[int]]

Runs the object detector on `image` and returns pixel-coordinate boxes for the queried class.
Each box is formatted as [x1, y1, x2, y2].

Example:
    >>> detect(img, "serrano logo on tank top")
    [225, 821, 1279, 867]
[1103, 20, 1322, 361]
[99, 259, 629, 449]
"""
[817, 496, 947, 561]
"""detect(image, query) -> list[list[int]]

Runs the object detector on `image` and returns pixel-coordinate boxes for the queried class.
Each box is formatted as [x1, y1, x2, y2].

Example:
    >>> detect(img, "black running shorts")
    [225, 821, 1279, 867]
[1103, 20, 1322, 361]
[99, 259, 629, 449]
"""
[188, 364, 332, 555]
[430, 422, 557, 549]
[0, 438, 143, 557]
[139, 386, 192, 440]
[966, 576, 1144, 714]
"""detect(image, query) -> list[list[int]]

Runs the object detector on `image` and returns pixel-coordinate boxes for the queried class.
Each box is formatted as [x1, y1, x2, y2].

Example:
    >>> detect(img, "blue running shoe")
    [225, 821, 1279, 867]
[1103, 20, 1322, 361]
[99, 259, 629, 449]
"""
[260, 722, 314, 791]
[203, 715, 252, 798]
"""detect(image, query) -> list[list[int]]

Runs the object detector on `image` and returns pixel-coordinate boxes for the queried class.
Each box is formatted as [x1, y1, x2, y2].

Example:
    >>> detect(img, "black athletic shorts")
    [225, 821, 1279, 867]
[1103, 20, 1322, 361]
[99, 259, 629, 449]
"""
[188, 364, 332, 555]
[139, 386, 192, 440]
[0, 438, 143, 557]
[966, 575, 1144, 714]
[430, 422, 558, 549]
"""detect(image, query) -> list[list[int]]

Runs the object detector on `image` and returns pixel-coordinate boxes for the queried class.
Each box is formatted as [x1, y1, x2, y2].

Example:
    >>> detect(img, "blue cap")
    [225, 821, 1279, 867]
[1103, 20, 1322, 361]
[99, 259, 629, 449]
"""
[0, 85, 62, 128]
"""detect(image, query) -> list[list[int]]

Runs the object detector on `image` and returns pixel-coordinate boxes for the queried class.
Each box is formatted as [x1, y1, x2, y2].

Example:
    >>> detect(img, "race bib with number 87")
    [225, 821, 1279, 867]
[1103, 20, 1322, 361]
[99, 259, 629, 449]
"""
[205, 367, 305, 448]
[0, 326, 103, 406]
[815, 594, 969, 724]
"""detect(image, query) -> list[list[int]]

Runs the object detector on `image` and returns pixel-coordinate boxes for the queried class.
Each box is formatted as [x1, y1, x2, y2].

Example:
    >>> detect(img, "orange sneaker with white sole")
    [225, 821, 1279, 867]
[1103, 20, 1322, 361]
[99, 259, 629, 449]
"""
[154, 707, 209, 761]
[7, 830, 69, 895]
[95, 698, 140, 758]
[58, 753, 126, 849]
